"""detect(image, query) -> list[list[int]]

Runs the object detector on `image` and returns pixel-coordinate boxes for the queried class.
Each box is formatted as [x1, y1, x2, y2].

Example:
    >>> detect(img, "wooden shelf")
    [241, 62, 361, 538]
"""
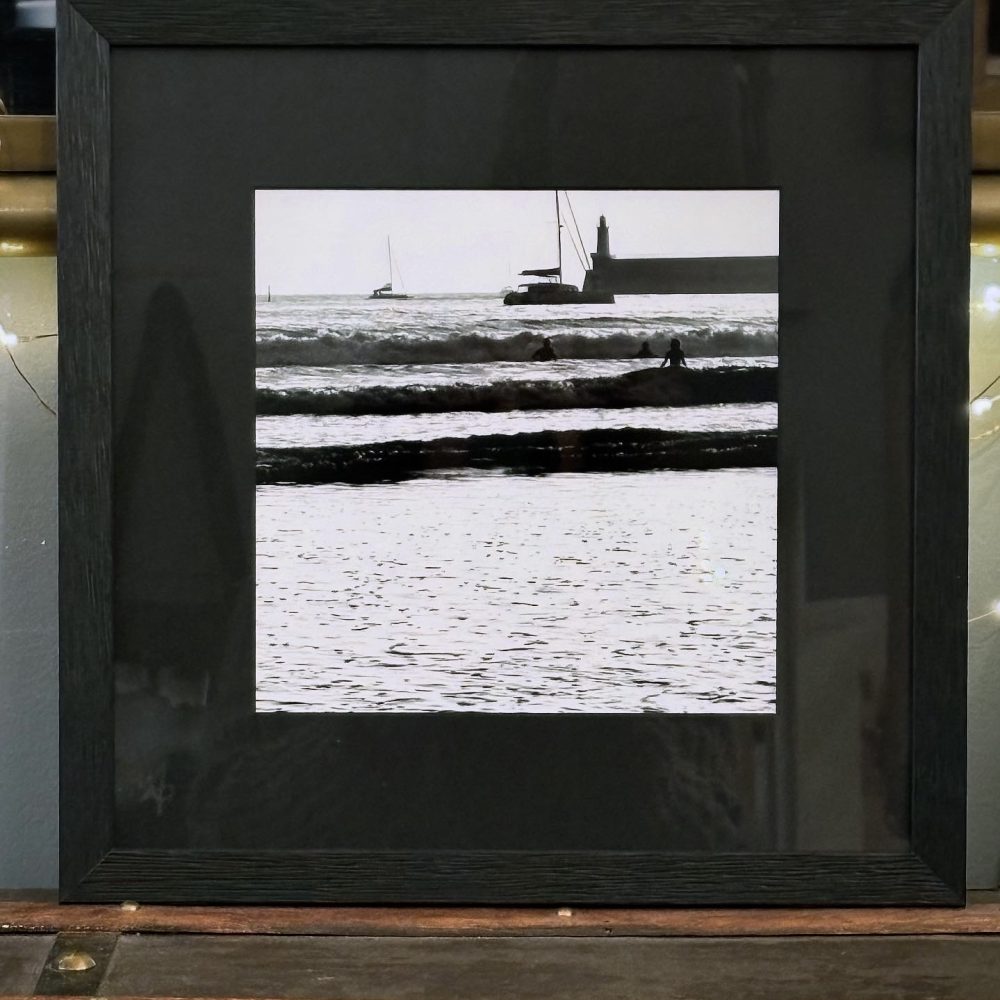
[3, 897, 1000, 998]
[2, 895, 1000, 938]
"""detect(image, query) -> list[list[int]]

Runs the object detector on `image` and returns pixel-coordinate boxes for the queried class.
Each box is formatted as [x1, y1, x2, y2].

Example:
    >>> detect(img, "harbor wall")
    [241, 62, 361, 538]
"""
[584, 255, 779, 295]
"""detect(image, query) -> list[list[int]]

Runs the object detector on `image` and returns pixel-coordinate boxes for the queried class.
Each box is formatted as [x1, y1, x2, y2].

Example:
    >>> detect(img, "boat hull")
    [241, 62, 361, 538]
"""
[503, 283, 614, 306]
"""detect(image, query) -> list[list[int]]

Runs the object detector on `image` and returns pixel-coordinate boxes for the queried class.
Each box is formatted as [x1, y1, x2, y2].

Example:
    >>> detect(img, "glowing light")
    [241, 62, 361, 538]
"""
[984, 285, 1000, 314]
[969, 600, 1000, 624]
[980, 243, 1000, 257]
[0, 322, 17, 347]
[0, 241, 25, 254]
[972, 397, 994, 417]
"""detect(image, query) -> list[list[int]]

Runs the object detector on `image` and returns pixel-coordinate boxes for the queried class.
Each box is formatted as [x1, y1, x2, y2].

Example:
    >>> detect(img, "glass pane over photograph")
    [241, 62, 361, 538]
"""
[255, 189, 779, 714]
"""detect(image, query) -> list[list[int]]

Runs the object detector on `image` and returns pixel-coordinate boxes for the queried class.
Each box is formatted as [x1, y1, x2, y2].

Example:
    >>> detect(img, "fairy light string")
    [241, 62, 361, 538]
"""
[0, 321, 57, 416]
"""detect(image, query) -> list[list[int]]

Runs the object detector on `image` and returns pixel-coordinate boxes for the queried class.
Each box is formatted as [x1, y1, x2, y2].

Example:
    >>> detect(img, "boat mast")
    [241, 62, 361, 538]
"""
[387, 236, 393, 289]
[555, 191, 562, 283]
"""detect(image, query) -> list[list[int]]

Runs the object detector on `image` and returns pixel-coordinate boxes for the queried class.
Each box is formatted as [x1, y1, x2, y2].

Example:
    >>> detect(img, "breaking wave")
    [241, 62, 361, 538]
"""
[255, 328, 778, 367]
[256, 366, 777, 417]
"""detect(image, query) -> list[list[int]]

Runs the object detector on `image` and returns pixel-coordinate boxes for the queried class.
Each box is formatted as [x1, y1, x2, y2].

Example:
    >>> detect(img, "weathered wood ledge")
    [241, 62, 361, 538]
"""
[2, 897, 1000, 937]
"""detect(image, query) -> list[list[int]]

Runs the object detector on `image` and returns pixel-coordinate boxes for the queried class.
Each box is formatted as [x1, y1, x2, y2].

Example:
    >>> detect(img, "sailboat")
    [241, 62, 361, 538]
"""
[370, 237, 410, 300]
[503, 192, 614, 306]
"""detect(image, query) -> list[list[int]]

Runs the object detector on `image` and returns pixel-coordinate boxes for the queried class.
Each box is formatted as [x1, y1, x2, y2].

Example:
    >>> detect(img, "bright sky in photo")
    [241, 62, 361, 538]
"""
[255, 189, 780, 295]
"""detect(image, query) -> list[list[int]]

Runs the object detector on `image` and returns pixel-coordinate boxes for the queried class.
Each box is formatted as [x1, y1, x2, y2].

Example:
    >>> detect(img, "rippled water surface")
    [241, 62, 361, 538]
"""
[256, 292, 779, 344]
[256, 402, 777, 449]
[256, 468, 776, 713]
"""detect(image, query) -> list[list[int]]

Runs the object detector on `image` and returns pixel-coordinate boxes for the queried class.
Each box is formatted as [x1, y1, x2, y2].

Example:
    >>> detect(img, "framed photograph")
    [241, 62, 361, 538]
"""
[254, 187, 781, 715]
[59, 0, 970, 905]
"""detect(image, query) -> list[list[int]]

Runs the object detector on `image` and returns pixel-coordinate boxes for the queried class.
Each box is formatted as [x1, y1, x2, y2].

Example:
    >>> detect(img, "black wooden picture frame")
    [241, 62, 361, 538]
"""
[58, 0, 970, 905]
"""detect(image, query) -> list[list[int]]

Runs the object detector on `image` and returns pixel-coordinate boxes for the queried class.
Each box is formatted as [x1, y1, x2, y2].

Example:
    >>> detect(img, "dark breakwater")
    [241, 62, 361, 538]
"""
[257, 366, 777, 417]
[257, 427, 777, 484]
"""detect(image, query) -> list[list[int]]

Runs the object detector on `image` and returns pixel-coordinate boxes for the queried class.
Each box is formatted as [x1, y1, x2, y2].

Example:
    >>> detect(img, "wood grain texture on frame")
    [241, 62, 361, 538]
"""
[64, 0, 961, 46]
[911, 0, 971, 901]
[57, 0, 115, 901]
[57, 0, 971, 905]
[64, 851, 952, 906]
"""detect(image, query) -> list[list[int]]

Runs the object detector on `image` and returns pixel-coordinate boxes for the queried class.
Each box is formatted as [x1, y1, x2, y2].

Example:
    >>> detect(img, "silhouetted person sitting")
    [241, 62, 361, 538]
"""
[660, 337, 688, 368]
[532, 337, 558, 361]
[635, 340, 655, 359]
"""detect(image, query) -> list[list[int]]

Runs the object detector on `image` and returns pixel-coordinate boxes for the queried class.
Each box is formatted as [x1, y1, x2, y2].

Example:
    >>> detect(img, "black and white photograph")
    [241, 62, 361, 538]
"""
[255, 189, 779, 713]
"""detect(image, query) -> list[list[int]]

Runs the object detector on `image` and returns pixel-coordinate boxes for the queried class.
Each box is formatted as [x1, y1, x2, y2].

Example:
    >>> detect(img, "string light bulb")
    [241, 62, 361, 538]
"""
[0, 321, 57, 416]
[969, 600, 1000, 625]
[971, 396, 994, 417]
[983, 284, 1000, 314]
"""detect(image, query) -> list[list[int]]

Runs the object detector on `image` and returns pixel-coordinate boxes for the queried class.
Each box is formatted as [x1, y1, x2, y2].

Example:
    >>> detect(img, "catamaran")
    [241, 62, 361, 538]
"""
[503, 192, 614, 305]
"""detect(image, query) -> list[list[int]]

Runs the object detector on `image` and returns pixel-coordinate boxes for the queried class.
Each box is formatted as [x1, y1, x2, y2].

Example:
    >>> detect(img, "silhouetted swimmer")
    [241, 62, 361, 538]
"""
[660, 338, 688, 368]
[635, 340, 655, 359]
[532, 337, 558, 361]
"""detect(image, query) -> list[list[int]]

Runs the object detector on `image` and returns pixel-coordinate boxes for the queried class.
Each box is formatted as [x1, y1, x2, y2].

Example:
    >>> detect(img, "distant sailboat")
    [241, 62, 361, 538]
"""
[371, 237, 410, 300]
[500, 260, 514, 296]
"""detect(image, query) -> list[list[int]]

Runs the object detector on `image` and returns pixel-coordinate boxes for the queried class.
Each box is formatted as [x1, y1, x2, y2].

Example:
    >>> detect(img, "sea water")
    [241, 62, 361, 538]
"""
[255, 292, 778, 713]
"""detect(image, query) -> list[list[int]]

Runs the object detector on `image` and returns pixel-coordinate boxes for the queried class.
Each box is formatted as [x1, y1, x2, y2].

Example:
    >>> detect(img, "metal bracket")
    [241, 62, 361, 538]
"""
[0, 115, 56, 256]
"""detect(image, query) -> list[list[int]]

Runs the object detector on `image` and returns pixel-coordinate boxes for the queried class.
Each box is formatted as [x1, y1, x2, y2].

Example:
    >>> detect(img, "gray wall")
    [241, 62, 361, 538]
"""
[0, 256, 57, 888]
[0, 254, 996, 889]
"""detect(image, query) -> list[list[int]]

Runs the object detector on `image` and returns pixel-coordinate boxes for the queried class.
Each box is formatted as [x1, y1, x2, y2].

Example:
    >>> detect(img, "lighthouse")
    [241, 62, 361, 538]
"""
[585, 211, 778, 295]
[595, 215, 612, 259]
